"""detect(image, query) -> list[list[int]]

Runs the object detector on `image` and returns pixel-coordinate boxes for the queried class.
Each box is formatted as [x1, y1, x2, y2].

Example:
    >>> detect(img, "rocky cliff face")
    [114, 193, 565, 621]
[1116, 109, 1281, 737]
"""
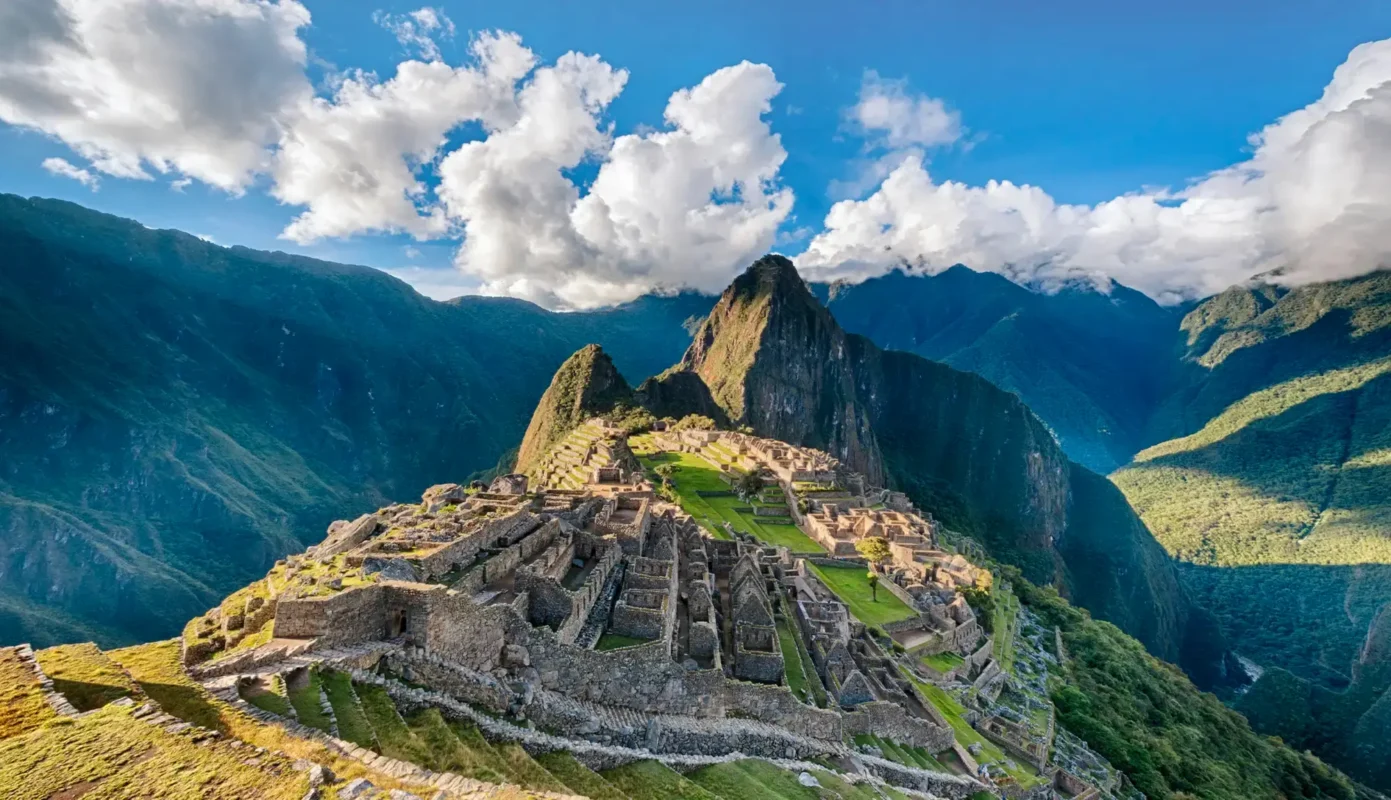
[674, 255, 884, 486]
[514, 344, 633, 474]
[655, 255, 1226, 676]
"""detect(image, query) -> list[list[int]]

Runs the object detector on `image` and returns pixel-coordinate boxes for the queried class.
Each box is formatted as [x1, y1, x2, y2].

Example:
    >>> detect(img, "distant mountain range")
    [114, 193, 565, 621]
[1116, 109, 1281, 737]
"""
[3, 194, 1391, 790]
[0, 194, 706, 649]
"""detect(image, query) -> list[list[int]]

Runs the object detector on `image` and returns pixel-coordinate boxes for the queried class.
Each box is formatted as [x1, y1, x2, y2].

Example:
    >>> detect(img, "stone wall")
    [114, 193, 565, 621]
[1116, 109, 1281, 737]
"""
[272, 584, 387, 644]
[555, 542, 621, 644]
[724, 680, 842, 741]
[843, 701, 953, 752]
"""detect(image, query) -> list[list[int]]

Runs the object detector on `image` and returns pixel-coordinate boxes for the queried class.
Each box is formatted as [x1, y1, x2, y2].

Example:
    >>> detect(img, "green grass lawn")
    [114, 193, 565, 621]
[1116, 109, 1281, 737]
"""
[535, 751, 629, 800]
[601, 760, 720, 800]
[286, 670, 332, 733]
[320, 670, 375, 748]
[992, 587, 1019, 675]
[807, 563, 916, 626]
[920, 651, 965, 673]
[354, 683, 431, 763]
[596, 633, 652, 651]
[776, 619, 810, 701]
[641, 449, 823, 551]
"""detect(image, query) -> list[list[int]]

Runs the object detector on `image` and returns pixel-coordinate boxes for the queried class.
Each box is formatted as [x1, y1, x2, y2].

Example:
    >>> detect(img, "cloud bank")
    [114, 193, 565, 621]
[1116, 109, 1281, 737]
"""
[802, 40, 1391, 302]
[2, 1, 1390, 307]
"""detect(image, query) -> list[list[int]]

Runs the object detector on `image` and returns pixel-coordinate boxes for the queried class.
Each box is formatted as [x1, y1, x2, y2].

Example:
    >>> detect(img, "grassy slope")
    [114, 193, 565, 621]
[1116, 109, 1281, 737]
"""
[601, 760, 721, 800]
[0, 646, 58, 739]
[0, 705, 308, 800]
[639, 447, 824, 548]
[1015, 574, 1368, 800]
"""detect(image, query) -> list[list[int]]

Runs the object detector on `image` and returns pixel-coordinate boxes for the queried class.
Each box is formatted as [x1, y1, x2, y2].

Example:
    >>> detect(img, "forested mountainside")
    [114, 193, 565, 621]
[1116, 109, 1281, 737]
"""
[0, 195, 705, 649]
[813, 268, 1180, 474]
[644, 256, 1234, 685]
[1112, 271, 1391, 790]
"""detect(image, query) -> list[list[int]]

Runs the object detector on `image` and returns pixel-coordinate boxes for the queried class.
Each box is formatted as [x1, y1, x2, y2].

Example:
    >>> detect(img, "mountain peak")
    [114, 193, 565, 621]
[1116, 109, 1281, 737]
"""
[514, 344, 633, 474]
[725, 253, 814, 305]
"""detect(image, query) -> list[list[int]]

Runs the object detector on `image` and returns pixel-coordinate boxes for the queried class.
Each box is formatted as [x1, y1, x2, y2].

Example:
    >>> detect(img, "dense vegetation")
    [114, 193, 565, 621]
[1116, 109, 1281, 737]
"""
[1104, 273, 1391, 790]
[0, 195, 706, 648]
[1013, 572, 1375, 800]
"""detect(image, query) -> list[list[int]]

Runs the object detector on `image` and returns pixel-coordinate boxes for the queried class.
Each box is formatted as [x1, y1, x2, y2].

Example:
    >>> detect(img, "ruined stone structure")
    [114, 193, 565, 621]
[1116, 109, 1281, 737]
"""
[176, 419, 1094, 797]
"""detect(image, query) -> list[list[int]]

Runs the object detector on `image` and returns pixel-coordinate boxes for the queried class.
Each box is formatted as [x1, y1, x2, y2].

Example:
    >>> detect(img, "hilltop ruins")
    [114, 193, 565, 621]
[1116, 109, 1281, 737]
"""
[169, 413, 1126, 799]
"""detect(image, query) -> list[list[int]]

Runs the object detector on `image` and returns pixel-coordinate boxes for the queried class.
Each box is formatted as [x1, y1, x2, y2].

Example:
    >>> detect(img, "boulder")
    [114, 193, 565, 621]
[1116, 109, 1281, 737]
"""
[489, 474, 529, 495]
[502, 644, 531, 668]
[338, 779, 378, 800]
[422, 483, 466, 512]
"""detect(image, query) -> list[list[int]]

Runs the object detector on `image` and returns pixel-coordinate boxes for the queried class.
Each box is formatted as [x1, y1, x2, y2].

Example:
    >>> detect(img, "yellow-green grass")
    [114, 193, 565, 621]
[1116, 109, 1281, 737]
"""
[899, 667, 1041, 788]
[642, 450, 823, 551]
[688, 760, 892, 800]
[35, 642, 138, 712]
[596, 632, 653, 651]
[449, 721, 517, 780]
[807, 563, 916, 626]
[601, 760, 721, 800]
[355, 682, 432, 764]
[0, 704, 309, 800]
[321, 669, 376, 748]
[405, 709, 508, 783]
[1, 646, 58, 739]
[855, 733, 946, 772]
[286, 670, 332, 733]
[536, 751, 630, 799]
[777, 618, 824, 706]
[105, 641, 397, 791]
[491, 741, 570, 793]
[920, 650, 964, 673]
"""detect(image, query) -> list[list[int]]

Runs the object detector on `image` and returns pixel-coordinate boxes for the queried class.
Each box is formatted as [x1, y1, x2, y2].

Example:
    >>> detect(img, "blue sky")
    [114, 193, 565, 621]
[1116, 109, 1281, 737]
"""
[3, 0, 1391, 305]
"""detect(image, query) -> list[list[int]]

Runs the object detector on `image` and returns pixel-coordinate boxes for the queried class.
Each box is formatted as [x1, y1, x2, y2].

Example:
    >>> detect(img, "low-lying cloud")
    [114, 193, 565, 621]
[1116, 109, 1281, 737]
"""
[2, 1, 1390, 307]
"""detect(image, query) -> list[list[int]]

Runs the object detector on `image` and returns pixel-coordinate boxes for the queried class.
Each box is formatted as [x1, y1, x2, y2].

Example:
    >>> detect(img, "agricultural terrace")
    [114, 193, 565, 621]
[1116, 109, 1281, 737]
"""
[900, 666, 1043, 789]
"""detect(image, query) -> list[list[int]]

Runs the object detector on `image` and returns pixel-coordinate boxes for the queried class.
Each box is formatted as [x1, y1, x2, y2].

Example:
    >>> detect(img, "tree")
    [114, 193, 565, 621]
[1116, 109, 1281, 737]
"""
[673, 414, 716, 431]
[855, 536, 893, 566]
[735, 468, 764, 498]
[856, 537, 892, 603]
[653, 464, 674, 486]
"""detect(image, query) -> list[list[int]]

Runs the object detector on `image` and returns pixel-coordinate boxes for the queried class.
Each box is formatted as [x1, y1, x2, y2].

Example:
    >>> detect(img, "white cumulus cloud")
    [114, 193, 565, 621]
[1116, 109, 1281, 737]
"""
[0, 0, 312, 192]
[850, 70, 962, 149]
[803, 39, 1391, 302]
[273, 31, 535, 243]
[42, 156, 98, 188]
[437, 59, 792, 308]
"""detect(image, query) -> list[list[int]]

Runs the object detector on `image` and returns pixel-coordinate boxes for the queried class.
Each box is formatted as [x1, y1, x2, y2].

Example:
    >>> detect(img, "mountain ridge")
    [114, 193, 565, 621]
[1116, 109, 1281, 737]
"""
[644, 255, 1231, 683]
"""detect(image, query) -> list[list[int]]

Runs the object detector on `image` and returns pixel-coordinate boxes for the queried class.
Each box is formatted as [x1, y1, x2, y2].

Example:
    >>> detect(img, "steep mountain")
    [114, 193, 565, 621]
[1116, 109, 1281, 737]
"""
[514, 345, 633, 474]
[813, 267, 1179, 473]
[0, 195, 702, 649]
[648, 255, 1230, 681]
[1111, 271, 1391, 791]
